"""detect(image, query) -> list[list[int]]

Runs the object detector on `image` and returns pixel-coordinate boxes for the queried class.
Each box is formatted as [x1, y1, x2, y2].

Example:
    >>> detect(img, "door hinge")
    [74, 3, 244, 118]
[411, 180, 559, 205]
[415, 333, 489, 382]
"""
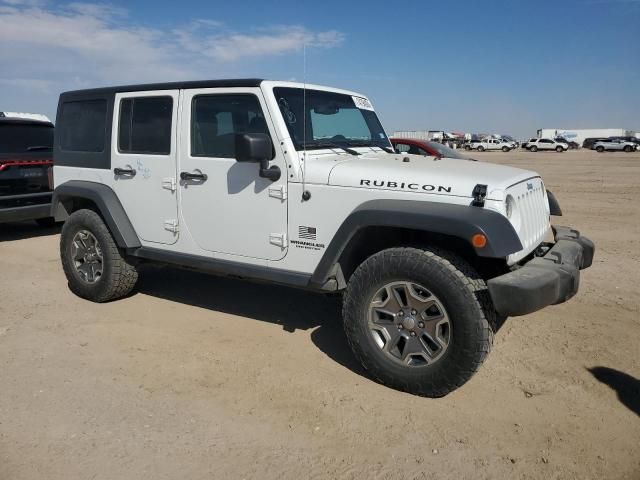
[162, 177, 177, 192]
[268, 185, 287, 200]
[269, 233, 288, 248]
[164, 219, 179, 233]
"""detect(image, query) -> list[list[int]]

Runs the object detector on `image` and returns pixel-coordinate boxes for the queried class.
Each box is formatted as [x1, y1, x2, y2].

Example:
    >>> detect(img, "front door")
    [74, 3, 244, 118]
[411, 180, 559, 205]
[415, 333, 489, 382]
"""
[178, 87, 288, 261]
[111, 90, 179, 245]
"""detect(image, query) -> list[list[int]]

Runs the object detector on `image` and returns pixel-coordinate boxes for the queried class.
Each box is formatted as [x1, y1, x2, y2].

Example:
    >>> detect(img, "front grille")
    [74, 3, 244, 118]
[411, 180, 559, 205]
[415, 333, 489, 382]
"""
[507, 177, 550, 264]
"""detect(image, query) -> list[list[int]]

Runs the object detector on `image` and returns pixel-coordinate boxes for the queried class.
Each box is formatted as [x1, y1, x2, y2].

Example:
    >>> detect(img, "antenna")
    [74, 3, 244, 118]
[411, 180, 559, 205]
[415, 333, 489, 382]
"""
[301, 42, 311, 201]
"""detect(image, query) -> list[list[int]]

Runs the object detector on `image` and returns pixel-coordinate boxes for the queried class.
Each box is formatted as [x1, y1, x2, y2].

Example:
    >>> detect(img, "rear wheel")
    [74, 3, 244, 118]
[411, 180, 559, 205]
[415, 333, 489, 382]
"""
[464, 145, 472, 151]
[60, 209, 138, 302]
[596, 146, 604, 152]
[555, 146, 563, 152]
[530, 145, 538, 152]
[502, 146, 510, 152]
[342, 247, 495, 397]
[623, 145, 632, 152]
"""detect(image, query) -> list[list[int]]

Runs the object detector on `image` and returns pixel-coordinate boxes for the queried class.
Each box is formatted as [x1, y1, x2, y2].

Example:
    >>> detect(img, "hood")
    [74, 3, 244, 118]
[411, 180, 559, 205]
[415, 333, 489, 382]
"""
[301, 150, 539, 200]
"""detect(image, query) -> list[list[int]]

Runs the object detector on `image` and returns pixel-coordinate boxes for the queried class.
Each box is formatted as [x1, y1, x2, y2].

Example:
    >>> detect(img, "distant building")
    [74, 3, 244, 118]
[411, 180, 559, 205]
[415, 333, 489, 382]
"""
[537, 128, 639, 146]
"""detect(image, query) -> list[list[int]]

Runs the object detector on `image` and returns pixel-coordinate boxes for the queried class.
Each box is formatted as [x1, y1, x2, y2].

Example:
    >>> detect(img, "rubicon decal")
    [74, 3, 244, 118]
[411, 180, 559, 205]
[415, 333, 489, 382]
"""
[360, 179, 452, 193]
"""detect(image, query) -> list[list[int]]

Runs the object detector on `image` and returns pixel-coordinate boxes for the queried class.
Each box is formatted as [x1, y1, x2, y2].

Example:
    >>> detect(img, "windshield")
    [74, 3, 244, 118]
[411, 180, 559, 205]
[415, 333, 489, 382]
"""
[0, 123, 53, 154]
[273, 87, 390, 150]
[426, 141, 468, 159]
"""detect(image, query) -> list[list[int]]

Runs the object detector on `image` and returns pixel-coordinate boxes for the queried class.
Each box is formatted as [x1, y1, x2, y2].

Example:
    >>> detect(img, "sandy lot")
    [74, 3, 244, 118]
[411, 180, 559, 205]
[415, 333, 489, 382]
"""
[1, 149, 639, 480]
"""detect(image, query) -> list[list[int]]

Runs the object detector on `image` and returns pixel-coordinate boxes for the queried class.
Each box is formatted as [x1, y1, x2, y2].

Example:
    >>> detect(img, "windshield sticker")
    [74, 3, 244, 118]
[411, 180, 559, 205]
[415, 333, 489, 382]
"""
[352, 96, 374, 111]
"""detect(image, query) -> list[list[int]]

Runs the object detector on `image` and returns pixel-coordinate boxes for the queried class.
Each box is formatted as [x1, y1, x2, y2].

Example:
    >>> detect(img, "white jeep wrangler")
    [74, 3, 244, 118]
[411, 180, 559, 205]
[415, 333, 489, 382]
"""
[51, 79, 594, 397]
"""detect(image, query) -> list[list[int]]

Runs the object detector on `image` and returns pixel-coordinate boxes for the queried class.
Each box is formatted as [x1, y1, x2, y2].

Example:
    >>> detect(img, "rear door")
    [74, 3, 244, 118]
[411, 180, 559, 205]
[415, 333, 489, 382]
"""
[111, 90, 179, 245]
[538, 139, 553, 150]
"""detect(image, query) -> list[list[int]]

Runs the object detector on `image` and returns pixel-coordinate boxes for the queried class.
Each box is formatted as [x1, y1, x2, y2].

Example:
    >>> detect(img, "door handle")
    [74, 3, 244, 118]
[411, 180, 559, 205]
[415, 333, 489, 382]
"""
[114, 167, 136, 177]
[180, 171, 208, 182]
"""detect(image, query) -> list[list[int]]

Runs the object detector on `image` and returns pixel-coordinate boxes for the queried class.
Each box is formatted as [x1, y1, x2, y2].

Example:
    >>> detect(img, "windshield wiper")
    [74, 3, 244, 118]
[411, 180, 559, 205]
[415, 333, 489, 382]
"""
[303, 142, 360, 156]
[26, 145, 53, 151]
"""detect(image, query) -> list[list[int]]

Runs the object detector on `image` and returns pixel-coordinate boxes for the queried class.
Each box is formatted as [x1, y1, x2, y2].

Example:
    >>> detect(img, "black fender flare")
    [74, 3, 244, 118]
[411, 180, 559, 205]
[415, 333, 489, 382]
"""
[310, 199, 523, 287]
[52, 180, 141, 249]
[546, 189, 562, 216]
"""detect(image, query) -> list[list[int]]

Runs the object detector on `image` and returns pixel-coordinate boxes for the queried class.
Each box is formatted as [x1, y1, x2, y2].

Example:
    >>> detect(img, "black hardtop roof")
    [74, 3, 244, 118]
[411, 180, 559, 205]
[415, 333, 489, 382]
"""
[60, 78, 264, 98]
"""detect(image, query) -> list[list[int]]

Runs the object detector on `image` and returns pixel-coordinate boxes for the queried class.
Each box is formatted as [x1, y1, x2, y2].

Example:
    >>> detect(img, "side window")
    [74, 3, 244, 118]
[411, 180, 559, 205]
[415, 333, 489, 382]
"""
[540, 139, 552, 144]
[118, 96, 173, 155]
[191, 94, 270, 158]
[394, 143, 410, 153]
[417, 147, 429, 156]
[59, 99, 107, 152]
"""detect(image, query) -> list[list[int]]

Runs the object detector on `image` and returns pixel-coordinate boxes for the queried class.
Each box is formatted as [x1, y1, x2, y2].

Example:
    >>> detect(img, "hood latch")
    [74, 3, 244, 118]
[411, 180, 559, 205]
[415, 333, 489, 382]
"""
[471, 184, 488, 207]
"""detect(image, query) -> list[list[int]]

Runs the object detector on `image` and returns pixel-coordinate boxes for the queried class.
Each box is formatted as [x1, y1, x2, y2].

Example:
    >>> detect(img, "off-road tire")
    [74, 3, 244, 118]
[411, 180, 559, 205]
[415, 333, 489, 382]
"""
[60, 209, 138, 302]
[342, 247, 496, 397]
[530, 145, 538, 152]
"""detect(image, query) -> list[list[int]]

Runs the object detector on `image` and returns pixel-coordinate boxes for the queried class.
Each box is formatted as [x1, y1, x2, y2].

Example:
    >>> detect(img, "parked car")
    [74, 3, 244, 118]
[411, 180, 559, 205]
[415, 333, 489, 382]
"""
[526, 138, 569, 152]
[51, 78, 594, 398]
[465, 138, 513, 152]
[390, 138, 473, 160]
[554, 137, 579, 149]
[0, 112, 55, 225]
[592, 139, 638, 152]
[610, 136, 640, 147]
[582, 137, 609, 149]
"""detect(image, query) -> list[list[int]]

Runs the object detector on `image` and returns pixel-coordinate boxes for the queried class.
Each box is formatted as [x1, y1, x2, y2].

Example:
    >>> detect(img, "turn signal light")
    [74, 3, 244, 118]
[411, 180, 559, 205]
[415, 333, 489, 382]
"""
[472, 234, 487, 248]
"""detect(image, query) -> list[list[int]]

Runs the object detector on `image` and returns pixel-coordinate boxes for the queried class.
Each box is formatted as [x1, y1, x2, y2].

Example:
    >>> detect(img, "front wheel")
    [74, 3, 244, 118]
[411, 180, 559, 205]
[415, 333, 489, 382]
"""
[530, 145, 538, 152]
[555, 146, 564, 152]
[477, 146, 485, 152]
[342, 247, 495, 397]
[464, 145, 472, 151]
[596, 146, 604, 152]
[502, 146, 510, 152]
[60, 209, 138, 302]
[623, 145, 632, 152]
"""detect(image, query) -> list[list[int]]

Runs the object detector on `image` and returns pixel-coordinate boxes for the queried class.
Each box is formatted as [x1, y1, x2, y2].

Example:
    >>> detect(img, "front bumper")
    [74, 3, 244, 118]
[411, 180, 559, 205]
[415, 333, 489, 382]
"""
[488, 226, 595, 317]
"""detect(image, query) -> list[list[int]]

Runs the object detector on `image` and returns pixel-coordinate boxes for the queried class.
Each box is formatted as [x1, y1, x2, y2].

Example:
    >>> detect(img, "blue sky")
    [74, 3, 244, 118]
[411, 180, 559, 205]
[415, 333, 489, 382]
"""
[1, 0, 638, 138]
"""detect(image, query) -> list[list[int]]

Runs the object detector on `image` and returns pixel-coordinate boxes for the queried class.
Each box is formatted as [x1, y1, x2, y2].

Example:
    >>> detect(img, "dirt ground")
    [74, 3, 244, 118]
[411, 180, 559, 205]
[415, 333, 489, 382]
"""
[1, 149, 639, 480]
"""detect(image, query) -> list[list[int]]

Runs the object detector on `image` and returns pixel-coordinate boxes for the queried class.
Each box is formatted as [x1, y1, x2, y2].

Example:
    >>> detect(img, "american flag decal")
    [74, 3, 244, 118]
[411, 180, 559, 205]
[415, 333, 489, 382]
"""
[298, 226, 317, 240]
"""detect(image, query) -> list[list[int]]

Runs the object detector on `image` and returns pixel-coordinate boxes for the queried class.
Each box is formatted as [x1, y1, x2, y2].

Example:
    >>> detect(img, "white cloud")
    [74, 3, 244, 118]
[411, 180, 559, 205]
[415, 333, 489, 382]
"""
[0, 2, 344, 117]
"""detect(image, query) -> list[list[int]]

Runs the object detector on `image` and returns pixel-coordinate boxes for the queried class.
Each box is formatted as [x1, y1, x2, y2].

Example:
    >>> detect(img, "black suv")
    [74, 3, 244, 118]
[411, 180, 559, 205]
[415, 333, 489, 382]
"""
[0, 113, 55, 225]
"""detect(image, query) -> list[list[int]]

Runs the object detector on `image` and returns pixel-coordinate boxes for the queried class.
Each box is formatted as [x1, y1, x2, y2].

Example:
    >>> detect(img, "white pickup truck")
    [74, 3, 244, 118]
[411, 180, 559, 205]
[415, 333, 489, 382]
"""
[465, 138, 513, 152]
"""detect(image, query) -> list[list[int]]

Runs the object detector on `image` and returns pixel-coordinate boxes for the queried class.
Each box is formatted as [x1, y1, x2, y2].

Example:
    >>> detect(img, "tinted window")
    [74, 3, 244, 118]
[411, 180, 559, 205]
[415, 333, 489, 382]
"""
[119, 96, 172, 155]
[191, 94, 270, 158]
[540, 139, 552, 143]
[0, 123, 53, 154]
[59, 99, 107, 152]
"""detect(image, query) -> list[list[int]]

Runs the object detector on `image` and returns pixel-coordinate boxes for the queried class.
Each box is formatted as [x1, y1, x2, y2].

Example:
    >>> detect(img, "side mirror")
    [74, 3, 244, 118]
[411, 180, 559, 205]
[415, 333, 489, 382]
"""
[235, 133, 280, 181]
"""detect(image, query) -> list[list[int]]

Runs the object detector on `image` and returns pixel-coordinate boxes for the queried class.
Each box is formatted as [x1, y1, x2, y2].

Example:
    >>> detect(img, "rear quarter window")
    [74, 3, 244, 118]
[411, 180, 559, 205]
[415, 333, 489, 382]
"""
[58, 99, 107, 152]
